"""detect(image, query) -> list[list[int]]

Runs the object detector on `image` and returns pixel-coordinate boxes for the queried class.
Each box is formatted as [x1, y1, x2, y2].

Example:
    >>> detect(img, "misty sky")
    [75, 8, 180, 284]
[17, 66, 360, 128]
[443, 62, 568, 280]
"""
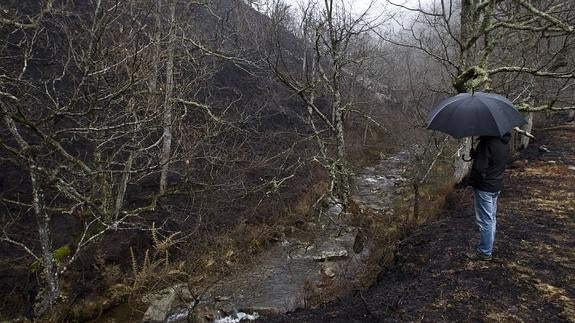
[278, 0, 434, 16]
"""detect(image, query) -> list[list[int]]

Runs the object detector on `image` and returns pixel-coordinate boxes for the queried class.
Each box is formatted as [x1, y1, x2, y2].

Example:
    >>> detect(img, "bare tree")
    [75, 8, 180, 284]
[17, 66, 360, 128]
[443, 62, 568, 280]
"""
[262, 0, 384, 205]
[1, 1, 334, 316]
[384, 0, 575, 109]
[380, 0, 575, 179]
[0, 0, 182, 313]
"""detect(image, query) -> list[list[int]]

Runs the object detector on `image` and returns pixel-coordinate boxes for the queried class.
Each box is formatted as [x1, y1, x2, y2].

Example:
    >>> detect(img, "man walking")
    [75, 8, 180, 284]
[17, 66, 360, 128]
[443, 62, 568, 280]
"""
[467, 133, 512, 261]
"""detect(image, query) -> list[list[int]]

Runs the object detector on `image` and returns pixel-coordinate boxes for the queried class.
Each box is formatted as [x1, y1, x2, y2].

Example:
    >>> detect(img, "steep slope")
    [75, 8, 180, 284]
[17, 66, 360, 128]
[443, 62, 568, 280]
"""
[0, 0, 409, 320]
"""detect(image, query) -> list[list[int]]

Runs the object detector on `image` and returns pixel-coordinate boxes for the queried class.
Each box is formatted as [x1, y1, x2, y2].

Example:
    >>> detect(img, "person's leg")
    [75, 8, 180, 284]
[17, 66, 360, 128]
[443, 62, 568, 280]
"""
[491, 191, 500, 251]
[473, 189, 497, 256]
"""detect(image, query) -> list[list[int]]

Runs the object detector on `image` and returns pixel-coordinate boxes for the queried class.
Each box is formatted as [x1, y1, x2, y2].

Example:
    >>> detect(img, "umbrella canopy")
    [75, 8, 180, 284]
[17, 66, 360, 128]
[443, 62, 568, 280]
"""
[427, 92, 527, 138]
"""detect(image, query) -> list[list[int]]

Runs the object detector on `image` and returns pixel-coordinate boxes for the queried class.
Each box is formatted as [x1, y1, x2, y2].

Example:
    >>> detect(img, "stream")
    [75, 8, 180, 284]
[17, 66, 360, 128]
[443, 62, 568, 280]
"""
[142, 150, 414, 323]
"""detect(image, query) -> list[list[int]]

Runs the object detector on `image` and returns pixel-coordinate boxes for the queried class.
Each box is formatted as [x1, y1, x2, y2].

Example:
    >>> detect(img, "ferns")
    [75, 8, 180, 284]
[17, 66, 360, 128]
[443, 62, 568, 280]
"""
[129, 223, 183, 291]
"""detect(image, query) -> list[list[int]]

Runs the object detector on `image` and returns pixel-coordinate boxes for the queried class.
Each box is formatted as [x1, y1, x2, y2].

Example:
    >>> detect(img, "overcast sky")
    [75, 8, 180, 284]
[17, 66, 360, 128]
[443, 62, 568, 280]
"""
[277, 0, 434, 16]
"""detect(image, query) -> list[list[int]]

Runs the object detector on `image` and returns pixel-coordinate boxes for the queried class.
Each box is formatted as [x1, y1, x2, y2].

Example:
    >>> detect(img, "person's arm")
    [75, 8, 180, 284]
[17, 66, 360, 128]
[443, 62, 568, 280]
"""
[472, 140, 490, 179]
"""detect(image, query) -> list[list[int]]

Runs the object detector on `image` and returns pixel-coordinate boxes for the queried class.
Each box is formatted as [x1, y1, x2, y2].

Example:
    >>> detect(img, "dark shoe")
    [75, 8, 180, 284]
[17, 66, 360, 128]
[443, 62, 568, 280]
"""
[465, 250, 492, 261]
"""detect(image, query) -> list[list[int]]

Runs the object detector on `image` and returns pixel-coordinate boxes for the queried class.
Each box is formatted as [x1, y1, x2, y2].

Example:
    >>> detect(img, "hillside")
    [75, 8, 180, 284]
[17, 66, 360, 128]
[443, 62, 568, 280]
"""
[0, 0, 412, 320]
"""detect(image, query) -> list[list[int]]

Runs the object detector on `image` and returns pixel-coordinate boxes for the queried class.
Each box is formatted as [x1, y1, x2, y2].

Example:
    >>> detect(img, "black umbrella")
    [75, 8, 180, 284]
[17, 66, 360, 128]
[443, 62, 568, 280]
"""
[427, 91, 527, 139]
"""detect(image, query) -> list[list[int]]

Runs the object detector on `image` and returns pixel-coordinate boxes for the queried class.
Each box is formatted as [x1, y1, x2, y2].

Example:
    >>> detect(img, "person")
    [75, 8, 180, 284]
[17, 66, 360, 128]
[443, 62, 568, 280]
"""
[467, 132, 511, 261]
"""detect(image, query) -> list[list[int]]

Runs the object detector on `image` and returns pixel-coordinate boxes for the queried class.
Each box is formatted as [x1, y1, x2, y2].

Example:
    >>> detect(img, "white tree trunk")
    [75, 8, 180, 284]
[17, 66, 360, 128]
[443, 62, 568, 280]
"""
[521, 112, 534, 149]
[333, 87, 349, 204]
[160, 0, 176, 194]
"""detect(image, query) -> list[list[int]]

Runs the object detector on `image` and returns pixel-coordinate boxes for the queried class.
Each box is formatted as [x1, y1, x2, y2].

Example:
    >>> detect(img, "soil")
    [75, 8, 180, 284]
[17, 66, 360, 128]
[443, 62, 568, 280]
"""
[265, 122, 575, 323]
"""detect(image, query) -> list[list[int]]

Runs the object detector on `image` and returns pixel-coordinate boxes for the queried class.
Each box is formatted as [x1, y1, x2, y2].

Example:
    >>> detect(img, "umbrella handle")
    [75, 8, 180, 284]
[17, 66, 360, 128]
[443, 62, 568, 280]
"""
[461, 137, 476, 162]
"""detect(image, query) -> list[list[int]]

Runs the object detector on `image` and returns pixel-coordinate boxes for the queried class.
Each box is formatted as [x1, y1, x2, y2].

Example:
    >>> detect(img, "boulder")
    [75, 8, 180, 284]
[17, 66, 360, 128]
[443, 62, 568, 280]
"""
[142, 285, 193, 322]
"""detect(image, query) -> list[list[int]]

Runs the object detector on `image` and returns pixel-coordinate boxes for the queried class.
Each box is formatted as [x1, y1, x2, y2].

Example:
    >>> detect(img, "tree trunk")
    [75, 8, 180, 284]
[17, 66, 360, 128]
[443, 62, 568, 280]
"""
[2, 108, 59, 315]
[150, 0, 161, 93]
[452, 0, 474, 183]
[114, 151, 134, 222]
[454, 137, 472, 183]
[30, 166, 59, 316]
[333, 79, 350, 205]
[459, 0, 472, 73]
[334, 122, 349, 204]
[520, 112, 534, 149]
[160, 0, 176, 194]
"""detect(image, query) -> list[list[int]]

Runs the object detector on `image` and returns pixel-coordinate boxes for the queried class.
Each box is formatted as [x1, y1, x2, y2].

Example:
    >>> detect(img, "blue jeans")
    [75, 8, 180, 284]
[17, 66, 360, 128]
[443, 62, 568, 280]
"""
[473, 188, 500, 256]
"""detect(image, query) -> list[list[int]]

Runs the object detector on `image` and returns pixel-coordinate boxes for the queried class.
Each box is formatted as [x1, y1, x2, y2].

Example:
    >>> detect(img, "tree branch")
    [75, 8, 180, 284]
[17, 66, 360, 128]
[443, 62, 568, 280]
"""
[515, 0, 574, 33]
[489, 66, 575, 78]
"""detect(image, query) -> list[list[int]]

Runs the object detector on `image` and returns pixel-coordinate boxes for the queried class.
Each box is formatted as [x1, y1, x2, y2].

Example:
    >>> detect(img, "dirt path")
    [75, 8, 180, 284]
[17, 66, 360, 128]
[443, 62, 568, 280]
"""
[266, 122, 575, 323]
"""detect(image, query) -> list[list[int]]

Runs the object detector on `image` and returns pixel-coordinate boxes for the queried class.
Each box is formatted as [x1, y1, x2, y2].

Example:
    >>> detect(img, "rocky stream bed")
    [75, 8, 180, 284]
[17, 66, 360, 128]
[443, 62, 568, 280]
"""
[141, 151, 416, 322]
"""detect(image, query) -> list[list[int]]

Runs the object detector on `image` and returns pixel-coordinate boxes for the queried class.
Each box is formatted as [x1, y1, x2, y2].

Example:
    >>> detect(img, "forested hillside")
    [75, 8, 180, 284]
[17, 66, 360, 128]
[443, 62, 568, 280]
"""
[1, 0, 574, 321]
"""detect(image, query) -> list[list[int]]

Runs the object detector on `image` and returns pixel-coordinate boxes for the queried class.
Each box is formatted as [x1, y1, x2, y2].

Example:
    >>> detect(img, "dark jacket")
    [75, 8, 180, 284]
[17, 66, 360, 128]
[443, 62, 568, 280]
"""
[468, 133, 511, 192]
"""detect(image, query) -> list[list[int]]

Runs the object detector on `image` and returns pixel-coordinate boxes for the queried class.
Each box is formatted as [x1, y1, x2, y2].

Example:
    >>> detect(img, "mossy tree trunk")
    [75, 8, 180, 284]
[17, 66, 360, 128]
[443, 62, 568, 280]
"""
[30, 166, 59, 315]
[2, 108, 59, 315]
